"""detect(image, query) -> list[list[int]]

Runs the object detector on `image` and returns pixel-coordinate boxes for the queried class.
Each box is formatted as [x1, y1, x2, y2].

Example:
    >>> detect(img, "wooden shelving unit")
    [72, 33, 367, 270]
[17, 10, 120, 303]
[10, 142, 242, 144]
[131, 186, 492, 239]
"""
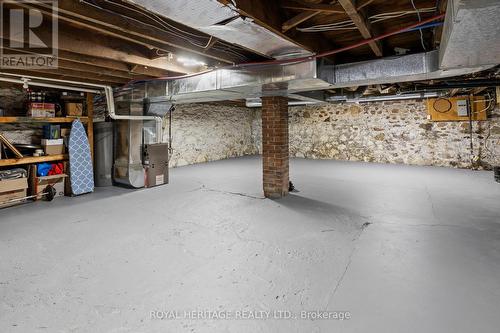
[0, 93, 95, 167]
[0, 117, 89, 124]
[0, 154, 68, 167]
[1, 92, 95, 204]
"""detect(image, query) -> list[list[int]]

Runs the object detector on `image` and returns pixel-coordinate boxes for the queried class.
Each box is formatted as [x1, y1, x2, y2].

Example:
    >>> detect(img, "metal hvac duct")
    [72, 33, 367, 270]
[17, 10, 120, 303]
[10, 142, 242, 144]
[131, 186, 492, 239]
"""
[136, 51, 492, 104]
[113, 101, 146, 188]
[124, 0, 312, 59]
[318, 50, 494, 89]
[439, 0, 500, 69]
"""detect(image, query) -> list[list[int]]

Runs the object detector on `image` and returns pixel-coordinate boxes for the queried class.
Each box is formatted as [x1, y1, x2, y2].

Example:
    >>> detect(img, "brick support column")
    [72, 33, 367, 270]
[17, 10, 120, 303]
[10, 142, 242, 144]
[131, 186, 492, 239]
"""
[262, 96, 289, 198]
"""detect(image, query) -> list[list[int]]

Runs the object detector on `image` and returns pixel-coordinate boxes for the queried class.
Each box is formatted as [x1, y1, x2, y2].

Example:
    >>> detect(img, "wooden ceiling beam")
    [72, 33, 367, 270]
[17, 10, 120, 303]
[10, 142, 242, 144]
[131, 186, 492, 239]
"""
[14, 0, 243, 65]
[55, 60, 148, 81]
[0, 45, 172, 78]
[49, 26, 189, 73]
[218, 0, 332, 54]
[0, 10, 192, 74]
[218, 0, 284, 34]
[55, 50, 173, 77]
[28, 68, 129, 85]
[282, 11, 321, 33]
[337, 0, 383, 57]
[356, 0, 377, 11]
[1, 69, 129, 86]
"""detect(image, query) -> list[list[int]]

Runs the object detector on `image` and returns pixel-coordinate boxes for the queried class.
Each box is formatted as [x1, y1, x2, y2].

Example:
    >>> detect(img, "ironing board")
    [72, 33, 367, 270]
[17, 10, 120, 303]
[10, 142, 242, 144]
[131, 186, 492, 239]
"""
[68, 119, 94, 195]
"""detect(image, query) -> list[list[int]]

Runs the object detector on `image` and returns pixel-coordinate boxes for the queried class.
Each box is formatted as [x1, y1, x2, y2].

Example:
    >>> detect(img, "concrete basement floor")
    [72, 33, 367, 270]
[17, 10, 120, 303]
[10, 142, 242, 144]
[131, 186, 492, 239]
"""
[1, 156, 499, 333]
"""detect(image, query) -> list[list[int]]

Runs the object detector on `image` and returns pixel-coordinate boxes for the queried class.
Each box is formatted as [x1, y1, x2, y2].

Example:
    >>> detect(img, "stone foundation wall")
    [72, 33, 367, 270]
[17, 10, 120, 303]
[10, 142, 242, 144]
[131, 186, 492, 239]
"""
[0, 85, 42, 144]
[0, 91, 258, 167]
[164, 103, 258, 167]
[253, 100, 500, 169]
[2, 82, 499, 170]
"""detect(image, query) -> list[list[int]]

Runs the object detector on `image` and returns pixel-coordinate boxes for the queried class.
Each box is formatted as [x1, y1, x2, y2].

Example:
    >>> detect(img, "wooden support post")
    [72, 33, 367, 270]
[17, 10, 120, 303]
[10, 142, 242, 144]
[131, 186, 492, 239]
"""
[86, 92, 94, 164]
[29, 164, 38, 201]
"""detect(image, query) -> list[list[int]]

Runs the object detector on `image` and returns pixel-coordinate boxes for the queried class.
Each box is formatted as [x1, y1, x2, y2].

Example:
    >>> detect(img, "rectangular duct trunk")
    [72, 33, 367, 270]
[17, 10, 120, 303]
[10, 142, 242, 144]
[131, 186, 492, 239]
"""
[138, 51, 491, 104]
[124, 0, 311, 58]
[439, 0, 500, 69]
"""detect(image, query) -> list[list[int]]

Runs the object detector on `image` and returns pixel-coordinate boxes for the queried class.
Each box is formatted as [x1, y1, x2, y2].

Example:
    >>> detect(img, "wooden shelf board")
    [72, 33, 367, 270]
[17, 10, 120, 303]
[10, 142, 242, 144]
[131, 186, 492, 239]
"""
[0, 154, 68, 167]
[0, 117, 89, 123]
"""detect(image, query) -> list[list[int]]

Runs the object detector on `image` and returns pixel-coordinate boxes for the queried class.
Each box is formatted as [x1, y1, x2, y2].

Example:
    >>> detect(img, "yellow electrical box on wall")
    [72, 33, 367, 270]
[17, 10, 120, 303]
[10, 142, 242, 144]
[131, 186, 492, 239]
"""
[426, 96, 488, 121]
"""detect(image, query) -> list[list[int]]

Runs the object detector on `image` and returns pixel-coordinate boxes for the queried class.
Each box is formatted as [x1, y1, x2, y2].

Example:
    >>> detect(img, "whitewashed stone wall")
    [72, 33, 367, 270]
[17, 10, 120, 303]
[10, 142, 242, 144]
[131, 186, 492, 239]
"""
[253, 100, 500, 169]
[164, 103, 258, 167]
[0, 85, 42, 144]
[2, 83, 499, 170]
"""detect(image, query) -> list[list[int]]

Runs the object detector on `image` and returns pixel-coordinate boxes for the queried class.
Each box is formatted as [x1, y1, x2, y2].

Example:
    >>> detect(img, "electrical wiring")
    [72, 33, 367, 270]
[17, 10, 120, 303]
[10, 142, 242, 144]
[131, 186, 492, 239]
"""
[297, 7, 436, 32]
[82, 0, 250, 61]
[83, 0, 210, 48]
[478, 92, 499, 158]
[202, 36, 214, 49]
[113, 0, 248, 59]
[297, 19, 355, 32]
[370, 7, 436, 23]
[119, 13, 446, 88]
[104, 0, 210, 41]
[410, 0, 427, 50]
[472, 94, 494, 115]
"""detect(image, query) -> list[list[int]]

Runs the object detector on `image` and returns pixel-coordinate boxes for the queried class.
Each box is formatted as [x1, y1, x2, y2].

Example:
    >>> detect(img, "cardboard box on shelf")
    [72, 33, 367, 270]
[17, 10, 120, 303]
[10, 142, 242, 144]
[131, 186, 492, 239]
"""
[66, 103, 83, 116]
[0, 177, 28, 208]
[35, 174, 67, 199]
[27, 103, 55, 117]
[42, 139, 65, 155]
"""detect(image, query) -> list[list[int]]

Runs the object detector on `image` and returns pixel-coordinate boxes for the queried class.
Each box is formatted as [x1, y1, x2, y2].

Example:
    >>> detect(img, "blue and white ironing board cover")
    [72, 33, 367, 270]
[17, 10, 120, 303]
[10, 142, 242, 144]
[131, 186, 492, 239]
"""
[68, 119, 94, 195]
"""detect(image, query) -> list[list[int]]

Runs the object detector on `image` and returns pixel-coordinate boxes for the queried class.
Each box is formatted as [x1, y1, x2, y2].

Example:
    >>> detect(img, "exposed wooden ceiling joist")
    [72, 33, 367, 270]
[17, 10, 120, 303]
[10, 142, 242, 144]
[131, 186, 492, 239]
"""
[1, 68, 129, 86]
[282, 11, 321, 33]
[13, 0, 242, 66]
[218, 0, 336, 56]
[356, 0, 377, 11]
[0, 11, 192, 75]
[55, 60, 147, 81]
[0, 46, 172, 78]
[337, 0, 383, 57]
